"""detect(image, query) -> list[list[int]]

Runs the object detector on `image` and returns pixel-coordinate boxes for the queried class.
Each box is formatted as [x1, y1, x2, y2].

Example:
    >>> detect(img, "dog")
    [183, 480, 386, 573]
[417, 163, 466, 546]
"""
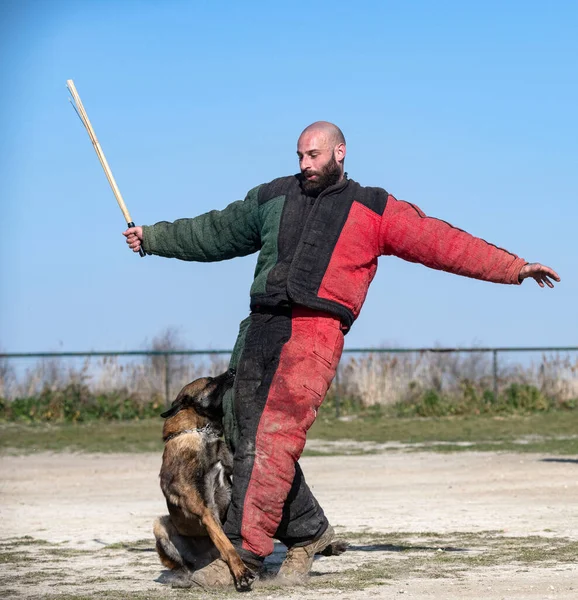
[153, 369, 256, 591]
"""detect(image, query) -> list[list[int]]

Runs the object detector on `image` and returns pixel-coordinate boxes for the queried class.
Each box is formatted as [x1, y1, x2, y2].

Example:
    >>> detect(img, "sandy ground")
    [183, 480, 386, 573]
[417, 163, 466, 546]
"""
[1, 445, 577, 599]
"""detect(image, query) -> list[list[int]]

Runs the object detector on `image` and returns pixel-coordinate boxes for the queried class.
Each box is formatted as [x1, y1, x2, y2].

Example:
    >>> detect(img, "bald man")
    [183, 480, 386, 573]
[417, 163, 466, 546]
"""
[124, 121, 559, 587]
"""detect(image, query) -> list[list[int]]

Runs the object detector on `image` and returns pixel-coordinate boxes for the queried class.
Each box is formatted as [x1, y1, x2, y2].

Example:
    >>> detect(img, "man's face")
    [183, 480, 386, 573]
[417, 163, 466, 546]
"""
[297, 131, 344, 196]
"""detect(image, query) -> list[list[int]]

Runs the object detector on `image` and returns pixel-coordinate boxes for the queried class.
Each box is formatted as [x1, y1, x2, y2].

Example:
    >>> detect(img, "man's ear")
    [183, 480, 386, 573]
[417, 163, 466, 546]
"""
[334, 142, 346, 164]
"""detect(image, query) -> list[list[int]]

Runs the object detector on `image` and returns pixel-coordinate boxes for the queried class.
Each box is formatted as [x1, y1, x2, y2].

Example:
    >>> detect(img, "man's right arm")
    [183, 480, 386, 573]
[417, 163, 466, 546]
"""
[123, 186, 262, 262]
[379, 194, 559, 287]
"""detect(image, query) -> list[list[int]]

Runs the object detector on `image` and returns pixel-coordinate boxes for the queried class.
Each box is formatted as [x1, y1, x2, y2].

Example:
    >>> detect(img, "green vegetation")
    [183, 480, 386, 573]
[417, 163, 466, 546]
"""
[395, 382, 575, 417]
[0, 384, 163, 423]
[2, 377, 576, 425]
[324, 381, 576, 418]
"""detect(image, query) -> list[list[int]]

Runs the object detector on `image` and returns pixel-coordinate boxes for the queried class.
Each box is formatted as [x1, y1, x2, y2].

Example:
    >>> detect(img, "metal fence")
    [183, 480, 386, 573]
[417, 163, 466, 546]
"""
[1, 347, 577, 416]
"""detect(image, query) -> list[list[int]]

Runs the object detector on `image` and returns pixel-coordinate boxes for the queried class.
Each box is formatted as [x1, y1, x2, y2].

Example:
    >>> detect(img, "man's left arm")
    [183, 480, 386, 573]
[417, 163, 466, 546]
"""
[379, 195, 560, 287]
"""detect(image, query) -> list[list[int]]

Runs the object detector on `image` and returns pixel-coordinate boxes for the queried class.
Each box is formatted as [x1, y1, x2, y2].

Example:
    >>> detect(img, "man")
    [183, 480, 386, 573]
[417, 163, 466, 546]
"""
[124, 121, 559, 587]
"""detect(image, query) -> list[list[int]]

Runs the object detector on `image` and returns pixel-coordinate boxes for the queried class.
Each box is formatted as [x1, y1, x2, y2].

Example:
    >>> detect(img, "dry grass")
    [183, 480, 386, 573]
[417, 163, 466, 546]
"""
[0, 328, 229, 404]
[1, 331, 577, 410]
[337, 350, 578, 408]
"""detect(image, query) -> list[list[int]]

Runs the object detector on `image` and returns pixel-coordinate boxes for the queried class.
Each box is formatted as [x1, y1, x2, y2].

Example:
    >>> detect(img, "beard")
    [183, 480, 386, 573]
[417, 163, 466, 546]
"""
[300, 154, 342, 196]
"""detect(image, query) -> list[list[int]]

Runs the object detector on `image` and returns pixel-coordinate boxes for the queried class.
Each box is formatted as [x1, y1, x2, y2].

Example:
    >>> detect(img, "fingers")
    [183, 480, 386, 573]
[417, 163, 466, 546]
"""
[535, 264, 560, 281]
[122, 226, 143, 252]
[123, 226, 143, 237]
[127, 237, 142, 252]
[544, 267, 561, 282]
[520, 263, 560, 288]
[535, 266, 559, 288]
[532, 273, 555, 288]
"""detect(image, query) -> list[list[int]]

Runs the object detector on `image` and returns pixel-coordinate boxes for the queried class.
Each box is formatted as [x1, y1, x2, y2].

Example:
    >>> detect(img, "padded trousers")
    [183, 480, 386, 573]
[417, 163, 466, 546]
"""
[222, 306, 344, 563]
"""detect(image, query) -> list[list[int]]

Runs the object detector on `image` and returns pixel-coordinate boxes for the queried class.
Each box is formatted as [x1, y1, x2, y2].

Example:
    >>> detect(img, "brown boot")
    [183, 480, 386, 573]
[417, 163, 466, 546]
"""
[190, 557, 259, 590]
[189, 558, 236, 589]
[276, 525, 348, 585]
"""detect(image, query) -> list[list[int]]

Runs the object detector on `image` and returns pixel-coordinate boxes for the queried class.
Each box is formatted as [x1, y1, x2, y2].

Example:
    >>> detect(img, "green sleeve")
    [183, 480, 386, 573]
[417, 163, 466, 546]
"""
[141, 186, 262, 261]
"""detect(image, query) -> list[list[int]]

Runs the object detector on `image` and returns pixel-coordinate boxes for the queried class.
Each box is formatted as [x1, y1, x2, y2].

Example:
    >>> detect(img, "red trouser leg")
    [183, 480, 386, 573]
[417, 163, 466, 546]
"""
[237, 307, 344, 558]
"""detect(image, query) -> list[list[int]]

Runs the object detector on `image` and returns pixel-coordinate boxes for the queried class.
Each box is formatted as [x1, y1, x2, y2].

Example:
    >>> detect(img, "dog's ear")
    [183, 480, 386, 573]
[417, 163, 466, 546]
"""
[160, 400, 184, 419]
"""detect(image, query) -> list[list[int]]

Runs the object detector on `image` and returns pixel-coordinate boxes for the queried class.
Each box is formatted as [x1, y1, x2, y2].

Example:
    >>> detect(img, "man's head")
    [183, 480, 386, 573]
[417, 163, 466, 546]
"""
[297, 121, 346, 195]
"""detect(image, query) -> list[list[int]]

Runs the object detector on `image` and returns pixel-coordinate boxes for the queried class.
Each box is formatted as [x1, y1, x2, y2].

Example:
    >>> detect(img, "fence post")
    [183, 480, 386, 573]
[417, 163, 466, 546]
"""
[492, 349, 498, 401]
[334, 365, 341, 419]
[164, 353, 170, 408]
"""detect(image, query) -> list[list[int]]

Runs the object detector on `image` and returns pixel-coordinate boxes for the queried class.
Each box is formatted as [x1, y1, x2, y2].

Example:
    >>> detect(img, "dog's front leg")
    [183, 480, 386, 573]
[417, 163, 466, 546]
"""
[180, 491, 256, 590]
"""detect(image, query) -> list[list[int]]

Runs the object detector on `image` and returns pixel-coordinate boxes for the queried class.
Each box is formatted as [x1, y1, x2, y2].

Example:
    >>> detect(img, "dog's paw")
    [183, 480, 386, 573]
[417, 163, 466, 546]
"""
[317, 539, 349, 556]
[235, 567, 257, 592]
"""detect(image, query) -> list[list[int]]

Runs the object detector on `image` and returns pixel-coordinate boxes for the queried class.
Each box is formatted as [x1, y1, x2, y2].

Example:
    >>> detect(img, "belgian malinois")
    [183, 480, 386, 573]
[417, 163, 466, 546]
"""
[153, 369, 255, 590]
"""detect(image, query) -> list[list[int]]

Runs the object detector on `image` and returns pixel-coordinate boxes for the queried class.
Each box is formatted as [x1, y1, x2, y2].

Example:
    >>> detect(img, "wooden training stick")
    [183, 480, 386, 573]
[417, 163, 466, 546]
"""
[66, 79, 145, 257]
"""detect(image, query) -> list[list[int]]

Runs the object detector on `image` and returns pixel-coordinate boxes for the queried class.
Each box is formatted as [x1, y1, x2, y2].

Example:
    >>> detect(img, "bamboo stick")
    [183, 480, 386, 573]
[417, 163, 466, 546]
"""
[67, 79, 145, 256]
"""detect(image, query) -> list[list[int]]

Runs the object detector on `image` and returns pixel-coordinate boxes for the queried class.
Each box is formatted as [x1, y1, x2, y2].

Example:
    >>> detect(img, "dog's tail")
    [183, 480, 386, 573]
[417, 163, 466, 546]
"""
[153, 515, 219, 571]
[154, 516, 186, 570]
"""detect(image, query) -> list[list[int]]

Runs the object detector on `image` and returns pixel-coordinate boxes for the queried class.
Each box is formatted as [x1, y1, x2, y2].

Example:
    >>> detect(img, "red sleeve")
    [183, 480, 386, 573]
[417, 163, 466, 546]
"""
[379, 194, 527, 285]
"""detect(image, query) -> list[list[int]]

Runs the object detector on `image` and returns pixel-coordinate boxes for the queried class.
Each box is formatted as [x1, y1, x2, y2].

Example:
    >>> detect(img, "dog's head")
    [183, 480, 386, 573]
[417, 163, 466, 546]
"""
[160, 368, 235, 422]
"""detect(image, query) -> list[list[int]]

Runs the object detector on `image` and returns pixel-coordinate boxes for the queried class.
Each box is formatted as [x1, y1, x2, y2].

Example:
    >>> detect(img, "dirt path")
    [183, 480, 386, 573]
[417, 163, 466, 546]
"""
[1, 448, 577, 599]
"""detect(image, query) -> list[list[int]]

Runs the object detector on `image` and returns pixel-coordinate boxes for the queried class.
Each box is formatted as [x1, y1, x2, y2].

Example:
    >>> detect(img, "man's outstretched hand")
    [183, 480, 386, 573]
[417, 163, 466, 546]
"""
[518, 263, 560, 288]
[123, 226, 143, 253]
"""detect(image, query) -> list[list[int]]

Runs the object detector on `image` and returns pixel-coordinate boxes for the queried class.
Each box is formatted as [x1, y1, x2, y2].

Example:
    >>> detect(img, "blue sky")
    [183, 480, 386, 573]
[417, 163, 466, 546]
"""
[0, 0, 576, 352]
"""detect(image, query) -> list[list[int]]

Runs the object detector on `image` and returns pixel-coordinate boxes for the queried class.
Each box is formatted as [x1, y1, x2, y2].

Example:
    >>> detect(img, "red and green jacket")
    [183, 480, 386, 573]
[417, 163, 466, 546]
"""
[142, 175, 526, 330]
